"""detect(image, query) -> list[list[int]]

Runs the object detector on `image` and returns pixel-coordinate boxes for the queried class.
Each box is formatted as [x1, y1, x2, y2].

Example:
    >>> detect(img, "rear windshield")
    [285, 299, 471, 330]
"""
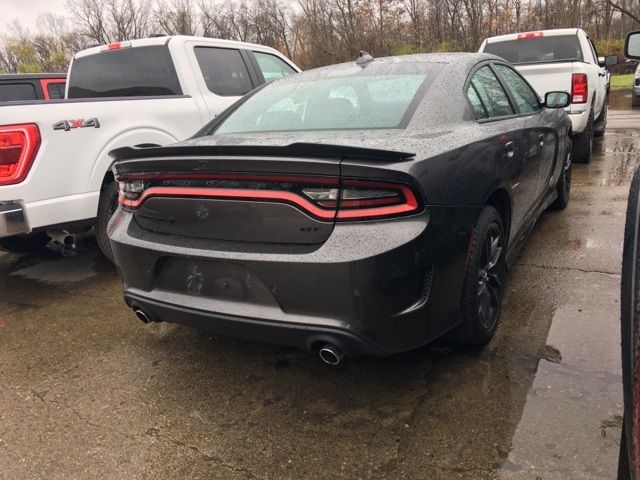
[67, 45, 182, 98]
[214, 73, 430, 134]
[483, 35, 584, 64]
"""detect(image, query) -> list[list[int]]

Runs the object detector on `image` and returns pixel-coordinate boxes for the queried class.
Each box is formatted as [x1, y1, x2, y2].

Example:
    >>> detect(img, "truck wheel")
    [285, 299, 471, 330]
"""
[633, 93, 640, 108]
[550, 143, 572, 211]
[573, 110, 594, 164]
[96, 181, 118, 262]
[594, 102, 607, 137]
[451, 205, 506, 345]
[0, 232, 50, 254]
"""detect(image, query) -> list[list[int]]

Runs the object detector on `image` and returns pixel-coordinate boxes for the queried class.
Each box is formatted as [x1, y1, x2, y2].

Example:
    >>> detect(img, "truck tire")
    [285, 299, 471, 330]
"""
[594, 102, 607, 137]
[95, 181, 118, 263]
[633, 93, 640, 108]
[0, 232, 49, 254]
[573, 109, 594, 164]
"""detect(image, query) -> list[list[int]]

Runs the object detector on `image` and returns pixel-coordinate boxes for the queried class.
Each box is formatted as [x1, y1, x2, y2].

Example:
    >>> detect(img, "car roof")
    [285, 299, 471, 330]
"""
[74, 35, 288, 60]
[484, 28, 582, 43]
[0, 73, 66, 81]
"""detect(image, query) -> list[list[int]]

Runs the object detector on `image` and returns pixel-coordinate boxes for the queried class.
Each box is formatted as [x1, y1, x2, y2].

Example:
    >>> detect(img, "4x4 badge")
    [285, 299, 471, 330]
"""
[53, 118, 100, 131]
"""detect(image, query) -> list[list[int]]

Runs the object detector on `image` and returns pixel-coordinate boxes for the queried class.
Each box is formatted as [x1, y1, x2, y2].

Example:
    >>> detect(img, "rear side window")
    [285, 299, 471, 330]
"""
[466, 84, 488, 119]
[483, 35, 583, 64]
[194, 47, 253, 96]
[253, 52, 296, 82]
[494, 65, 540, 113]
[0, 83, 37, 101]
[46, 82, 66, 99]
[469, 66, 514, 118]
[67, 46, 182, 98]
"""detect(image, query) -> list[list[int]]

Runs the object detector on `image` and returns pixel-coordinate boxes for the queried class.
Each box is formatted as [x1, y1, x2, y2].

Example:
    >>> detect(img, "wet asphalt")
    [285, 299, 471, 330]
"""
[0, 106, 638, 480]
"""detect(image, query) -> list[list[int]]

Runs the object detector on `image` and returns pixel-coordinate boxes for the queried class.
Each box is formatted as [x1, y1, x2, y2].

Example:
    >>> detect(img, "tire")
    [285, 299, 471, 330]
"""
[573, 109, 594, 164]
[633, 93, 640, 108]
[95, 181, 118, 263]
[620, 167, 640, 480]
[0, 232, 50, 254]
[550, 140, 572, 211]
[452, 205, 507, 345]
[594, 102, 607, 137]
[618, 421, 632, 480]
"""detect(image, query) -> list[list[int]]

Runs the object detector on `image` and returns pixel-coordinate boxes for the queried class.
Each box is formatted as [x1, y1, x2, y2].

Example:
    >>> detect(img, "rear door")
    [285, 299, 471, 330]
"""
[189, 45, 259, 118]
[466, 64, 537, 237]
[493, 63, 556, 200]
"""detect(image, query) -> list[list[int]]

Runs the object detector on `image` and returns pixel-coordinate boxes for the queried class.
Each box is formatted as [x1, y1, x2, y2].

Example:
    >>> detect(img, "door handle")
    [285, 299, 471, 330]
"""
[504, 141, 515, 158]
[598, 72, 606, 77]
[538, 133, 545, 147]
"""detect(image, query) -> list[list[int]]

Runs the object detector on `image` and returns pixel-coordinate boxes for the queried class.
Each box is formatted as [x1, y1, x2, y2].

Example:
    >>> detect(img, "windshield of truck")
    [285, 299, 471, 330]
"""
[67, 45, 182, 98]
[483, 35, 584, 64]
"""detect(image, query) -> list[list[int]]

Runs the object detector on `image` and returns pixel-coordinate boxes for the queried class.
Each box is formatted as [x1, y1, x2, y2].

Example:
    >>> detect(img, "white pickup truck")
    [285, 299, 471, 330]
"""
[0, 35, 299, 259]
[479, 28, 618, 163]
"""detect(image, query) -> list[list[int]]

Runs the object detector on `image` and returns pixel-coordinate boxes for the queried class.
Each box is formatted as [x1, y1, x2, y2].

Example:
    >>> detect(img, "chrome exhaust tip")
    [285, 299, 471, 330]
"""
[134, 309, 151, 323]
[318, 344, 344, 366]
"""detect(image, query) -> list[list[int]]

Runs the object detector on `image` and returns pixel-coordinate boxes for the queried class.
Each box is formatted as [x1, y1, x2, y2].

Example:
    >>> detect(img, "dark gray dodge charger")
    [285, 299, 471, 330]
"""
[108, 52, 572, 364]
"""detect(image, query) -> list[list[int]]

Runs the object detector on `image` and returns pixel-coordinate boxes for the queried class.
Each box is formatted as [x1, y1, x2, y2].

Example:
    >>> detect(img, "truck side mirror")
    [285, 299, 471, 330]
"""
[625, 31, 640, 60]
[605, 55, 619, 67]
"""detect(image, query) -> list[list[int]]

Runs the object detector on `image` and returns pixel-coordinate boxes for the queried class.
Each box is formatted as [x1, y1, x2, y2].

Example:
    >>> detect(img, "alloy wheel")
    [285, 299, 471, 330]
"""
[477, 223, 503, 331]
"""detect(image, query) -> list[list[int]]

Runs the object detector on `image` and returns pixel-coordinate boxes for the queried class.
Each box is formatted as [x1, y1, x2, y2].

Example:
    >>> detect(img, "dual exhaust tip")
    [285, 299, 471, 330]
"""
[132, 308, 345, 365]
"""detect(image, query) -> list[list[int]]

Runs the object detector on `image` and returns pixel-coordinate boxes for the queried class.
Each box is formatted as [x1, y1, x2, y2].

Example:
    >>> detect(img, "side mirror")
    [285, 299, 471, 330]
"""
[625, 31, 640, 60]
[545, 91, 571, 109]
[605, 54, 619, 67]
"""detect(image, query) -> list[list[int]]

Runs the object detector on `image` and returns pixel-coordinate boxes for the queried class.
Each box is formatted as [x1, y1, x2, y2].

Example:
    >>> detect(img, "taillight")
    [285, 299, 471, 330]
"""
[116, 173, 421, 221]
[0, 124, 40, 186]
[571, 73, 588, 103]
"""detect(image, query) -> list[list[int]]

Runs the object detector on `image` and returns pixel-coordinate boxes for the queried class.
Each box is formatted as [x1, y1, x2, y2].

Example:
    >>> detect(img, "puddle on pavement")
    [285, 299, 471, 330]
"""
[608, 90, 634, 110]
[1, 245, 111, 284]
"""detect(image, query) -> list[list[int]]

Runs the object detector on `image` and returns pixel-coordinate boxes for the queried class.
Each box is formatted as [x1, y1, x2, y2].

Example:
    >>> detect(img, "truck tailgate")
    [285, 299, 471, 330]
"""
[514, 62, 574, 98]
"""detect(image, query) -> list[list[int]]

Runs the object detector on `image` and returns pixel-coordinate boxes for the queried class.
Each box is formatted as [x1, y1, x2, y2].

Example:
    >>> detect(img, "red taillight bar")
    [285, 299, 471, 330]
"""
[116, 173, 421, 222]
[0, 124, 41, 186]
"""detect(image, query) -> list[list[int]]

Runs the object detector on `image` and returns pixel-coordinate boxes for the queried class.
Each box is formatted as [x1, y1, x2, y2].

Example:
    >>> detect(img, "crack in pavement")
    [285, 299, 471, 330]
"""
[515, 262, 621, 277]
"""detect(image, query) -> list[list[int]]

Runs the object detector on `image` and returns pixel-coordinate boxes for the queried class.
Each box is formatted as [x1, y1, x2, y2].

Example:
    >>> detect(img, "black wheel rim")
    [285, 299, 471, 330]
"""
[477, 223, 503, 331]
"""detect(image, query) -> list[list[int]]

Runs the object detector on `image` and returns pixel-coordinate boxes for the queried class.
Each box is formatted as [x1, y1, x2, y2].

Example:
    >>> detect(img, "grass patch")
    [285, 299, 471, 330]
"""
[610, 73, 634, 90]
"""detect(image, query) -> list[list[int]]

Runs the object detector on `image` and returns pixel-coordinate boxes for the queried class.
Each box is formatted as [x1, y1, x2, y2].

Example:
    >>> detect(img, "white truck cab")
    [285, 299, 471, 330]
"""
[0, 36, 300, 258]
[479, 28, 618, 163]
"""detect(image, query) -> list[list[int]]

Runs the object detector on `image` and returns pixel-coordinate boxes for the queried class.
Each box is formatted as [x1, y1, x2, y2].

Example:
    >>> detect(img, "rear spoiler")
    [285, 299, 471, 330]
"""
[109, 142, 416, 162]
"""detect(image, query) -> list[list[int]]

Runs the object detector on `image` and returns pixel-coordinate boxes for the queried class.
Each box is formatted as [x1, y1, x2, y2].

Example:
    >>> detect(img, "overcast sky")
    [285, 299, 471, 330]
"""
[3, 0, 68, 33]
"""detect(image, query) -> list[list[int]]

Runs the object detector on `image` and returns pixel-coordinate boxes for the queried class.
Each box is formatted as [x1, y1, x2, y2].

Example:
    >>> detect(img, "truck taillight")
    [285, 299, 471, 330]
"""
[0, 124, 40, 186]
[571, 73, 588, 104]
[116, 173, 422, 222]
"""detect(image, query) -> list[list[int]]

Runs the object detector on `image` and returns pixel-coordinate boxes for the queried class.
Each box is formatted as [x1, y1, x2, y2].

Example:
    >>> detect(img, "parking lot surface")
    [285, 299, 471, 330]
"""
[0, 110, 637, 479]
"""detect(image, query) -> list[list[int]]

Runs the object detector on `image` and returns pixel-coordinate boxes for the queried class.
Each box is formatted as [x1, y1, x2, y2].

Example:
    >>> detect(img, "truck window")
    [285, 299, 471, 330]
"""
[67, 45, 182, 98]
[468, 66, 514, 118]
[484, 35, 584, 64]
[253, 52, 296, 82]
[194, 47, 253, 97]
[494, 64, 541, 114]
[46, 82, 65, 100]
[0, 83, 37, 101]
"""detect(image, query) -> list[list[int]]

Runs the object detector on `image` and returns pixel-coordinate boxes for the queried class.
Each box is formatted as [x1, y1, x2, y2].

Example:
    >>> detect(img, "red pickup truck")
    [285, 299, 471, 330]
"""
[0, 73, 66, 102]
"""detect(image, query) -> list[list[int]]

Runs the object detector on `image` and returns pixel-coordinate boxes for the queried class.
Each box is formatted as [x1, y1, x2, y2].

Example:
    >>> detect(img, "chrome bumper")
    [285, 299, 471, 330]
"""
[0, 201, 30, 238]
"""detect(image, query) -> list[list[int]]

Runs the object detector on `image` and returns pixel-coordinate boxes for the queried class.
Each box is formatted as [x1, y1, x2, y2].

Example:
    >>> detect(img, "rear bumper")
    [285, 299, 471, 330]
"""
[109, 205, 480, 355]
[125, 291, 385, 356]
[568, 109, 589, 134]
[0, 201, 30, 238]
